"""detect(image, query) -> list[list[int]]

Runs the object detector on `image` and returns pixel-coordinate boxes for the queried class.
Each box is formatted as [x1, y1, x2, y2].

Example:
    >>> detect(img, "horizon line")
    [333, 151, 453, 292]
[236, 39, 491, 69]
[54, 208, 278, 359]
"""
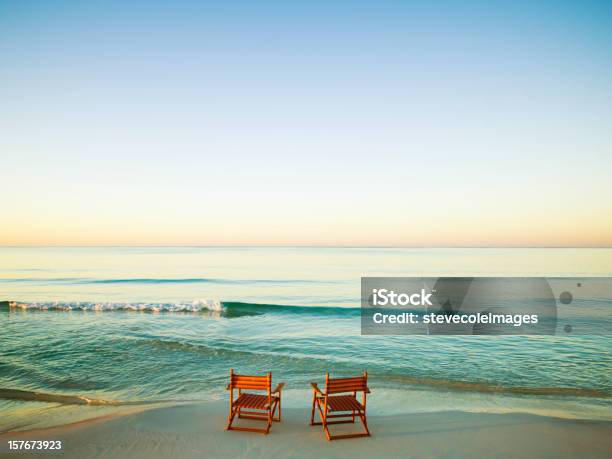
[1, 244, 611, 249]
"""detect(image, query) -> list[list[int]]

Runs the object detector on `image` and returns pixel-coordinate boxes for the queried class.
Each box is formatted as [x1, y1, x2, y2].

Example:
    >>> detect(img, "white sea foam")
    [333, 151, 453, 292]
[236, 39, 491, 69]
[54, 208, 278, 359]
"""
[8, 299, 223, 313]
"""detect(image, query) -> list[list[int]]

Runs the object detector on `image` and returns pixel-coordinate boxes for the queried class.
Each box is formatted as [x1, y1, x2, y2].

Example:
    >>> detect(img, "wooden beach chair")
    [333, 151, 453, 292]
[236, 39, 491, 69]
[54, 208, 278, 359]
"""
[225, 369, 284, 434]
[310, 371, 371, 440]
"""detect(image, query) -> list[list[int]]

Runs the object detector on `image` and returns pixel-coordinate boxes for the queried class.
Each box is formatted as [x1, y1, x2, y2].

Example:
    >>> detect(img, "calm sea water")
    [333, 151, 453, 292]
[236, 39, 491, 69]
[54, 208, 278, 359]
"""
[1, 247, 611, 431]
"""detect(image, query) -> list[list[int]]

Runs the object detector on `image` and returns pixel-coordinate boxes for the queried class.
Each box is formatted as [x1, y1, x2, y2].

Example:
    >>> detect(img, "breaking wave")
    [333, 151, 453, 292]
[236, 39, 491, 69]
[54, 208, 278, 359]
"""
[1, 300, 357, 316]
[3, 299, 223, 313]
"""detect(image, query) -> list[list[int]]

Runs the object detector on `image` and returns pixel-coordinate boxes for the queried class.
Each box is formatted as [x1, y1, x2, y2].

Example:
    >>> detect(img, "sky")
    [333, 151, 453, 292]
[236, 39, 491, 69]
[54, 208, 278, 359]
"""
[1, 0, 611, 246]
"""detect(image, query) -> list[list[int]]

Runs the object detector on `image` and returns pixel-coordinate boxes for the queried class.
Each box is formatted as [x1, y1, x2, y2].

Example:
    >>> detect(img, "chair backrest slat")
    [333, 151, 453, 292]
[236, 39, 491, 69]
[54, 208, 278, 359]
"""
[325, 372, 368, 394]
[229, 370, 271, 391]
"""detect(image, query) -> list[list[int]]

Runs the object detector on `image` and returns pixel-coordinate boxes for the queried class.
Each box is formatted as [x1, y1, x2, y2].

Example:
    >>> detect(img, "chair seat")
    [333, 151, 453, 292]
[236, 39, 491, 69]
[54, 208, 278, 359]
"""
[322, 395, 364, 412]
[234, 393, 278, 410]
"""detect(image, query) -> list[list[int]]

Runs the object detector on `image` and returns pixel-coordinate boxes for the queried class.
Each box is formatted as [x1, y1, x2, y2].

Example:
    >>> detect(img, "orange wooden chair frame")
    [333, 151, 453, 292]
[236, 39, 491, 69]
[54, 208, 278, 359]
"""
[225, 369, 284, 434]
[310, 371, 371, 440]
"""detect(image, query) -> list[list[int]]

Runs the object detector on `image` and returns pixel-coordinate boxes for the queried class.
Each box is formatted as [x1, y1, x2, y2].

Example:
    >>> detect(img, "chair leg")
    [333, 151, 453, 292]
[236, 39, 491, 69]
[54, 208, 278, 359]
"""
[265, 409, 273, 434]
[226, 406, 237, 430]
[270, 398, 281, 422]
[358, 411, 371, 437]
[227, 403, 280, 434]
[314, 399, 332, 441]
[316, 409, 371, 440]
[322, 413, 332, 441]
[310, 395, 317, 425]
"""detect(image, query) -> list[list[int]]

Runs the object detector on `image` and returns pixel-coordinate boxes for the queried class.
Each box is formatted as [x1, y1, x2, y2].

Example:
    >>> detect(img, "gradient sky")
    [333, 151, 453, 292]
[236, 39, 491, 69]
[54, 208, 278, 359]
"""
[1, 0, 611, 246]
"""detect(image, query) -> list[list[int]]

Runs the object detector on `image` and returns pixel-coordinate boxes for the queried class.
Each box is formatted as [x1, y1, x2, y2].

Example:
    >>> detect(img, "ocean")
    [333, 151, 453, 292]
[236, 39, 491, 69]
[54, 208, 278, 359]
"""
[1, 247, 611, 432]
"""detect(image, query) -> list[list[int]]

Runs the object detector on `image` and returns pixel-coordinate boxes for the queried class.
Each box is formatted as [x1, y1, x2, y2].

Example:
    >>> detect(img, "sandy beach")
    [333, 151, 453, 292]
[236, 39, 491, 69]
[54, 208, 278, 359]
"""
[1, 401, 611, 459]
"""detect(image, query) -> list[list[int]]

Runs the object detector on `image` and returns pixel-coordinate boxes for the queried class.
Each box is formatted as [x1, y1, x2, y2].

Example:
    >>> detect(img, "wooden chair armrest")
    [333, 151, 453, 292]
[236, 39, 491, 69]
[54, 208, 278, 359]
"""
[364, 386, 371, 394]
[272, 382, 285, 394]
[225, 383, 231, 390]
[310, 382, 323, 395]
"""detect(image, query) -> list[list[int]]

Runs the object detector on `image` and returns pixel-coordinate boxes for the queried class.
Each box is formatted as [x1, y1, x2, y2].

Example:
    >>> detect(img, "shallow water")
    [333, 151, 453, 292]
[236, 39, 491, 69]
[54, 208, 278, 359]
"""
[0, 247, 611, 431]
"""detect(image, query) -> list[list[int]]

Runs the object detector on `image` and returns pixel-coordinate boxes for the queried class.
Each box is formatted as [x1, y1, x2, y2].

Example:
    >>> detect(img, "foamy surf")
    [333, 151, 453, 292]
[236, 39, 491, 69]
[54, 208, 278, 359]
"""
[5, 299, 223, 313]
[0, 389, 195, 408]
[0, 389, 133, 406]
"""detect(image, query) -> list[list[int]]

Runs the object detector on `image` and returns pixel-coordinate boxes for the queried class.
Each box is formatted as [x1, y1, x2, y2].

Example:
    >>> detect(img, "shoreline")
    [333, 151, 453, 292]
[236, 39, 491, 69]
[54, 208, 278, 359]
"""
[2, 401, 610, 458]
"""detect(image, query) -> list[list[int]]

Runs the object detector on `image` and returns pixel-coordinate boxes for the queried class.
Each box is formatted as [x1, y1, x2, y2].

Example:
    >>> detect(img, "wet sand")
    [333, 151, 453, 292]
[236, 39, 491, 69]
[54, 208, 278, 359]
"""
[1, 401, 611, 458]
